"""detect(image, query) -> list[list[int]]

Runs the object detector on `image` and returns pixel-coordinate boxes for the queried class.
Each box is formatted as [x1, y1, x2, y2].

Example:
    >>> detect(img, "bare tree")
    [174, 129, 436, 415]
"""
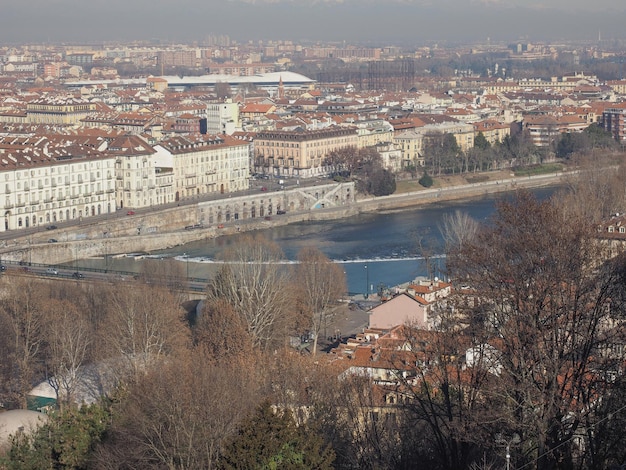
[439, 209, 479, 253]
[325, 146, 360, 178]
[295, 247, 346, 355]
[310, 373, 416, 470]
[193, 298, 255, 363]
[44, 299, 92, 411]
[101, 283, 189, 380]
[206, 235, 294, 350]
[137, 258, 186, 295]
[557, 157, 626, 224]
[396, 324, 499, 470]
[448, 190, 624, 469]
[0, 277, 49, 408]
[93, 351, 264, 470]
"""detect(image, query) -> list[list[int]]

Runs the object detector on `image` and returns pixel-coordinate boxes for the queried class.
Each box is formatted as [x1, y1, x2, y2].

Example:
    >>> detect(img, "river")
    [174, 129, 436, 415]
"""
[80, 187, 558, 295]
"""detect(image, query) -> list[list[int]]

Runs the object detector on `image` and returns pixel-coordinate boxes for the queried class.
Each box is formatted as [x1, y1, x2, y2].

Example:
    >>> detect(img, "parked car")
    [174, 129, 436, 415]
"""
[260, 187, 267, 191]
[276, 210, 286, 215]
[126, 210, 135, 216]
[264, 216, 272, 221]
[72, 272, 84, 279]
[48, 238, 57, 243]
[0, 265, 6, 272]
[46, 267, 58, 275]
[46, 225, 57, 230]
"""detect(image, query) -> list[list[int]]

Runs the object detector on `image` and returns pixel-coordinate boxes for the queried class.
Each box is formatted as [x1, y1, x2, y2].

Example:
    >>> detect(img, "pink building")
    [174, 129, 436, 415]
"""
[369, 293, 429, 330]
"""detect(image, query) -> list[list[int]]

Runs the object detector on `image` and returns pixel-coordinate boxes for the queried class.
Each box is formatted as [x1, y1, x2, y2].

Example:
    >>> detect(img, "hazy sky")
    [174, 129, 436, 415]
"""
[2, 0, 626, 45]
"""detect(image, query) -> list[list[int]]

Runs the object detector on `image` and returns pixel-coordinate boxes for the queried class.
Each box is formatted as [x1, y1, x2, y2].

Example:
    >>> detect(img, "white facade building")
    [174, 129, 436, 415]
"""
[108, 135, 159, 210]
[0, 148, 116, 232]
[206, 100, 240, 135]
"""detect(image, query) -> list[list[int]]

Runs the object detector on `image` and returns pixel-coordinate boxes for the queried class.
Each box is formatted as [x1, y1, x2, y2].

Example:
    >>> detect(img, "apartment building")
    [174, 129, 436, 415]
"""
[0, 144, 116, 232]
[354, 119, 394, 148]
[394, 129, 425, 167]
[109, 135, 159, 210]
[602, 105, 626, 143]
[153, 134, 250, 201]
[27, 96, 97, 125]
[393, 122, 475, 167]
[473, 120, 511, 145]
[524, 115, 588, 147]
[253, 127, 358, 178]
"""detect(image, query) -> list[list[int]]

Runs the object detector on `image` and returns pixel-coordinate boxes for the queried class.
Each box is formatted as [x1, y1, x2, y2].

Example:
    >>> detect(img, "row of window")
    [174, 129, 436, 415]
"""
[4, 161, 111, 180]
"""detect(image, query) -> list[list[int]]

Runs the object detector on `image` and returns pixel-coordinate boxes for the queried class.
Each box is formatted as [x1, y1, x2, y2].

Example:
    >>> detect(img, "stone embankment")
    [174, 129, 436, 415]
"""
[1, 171, 566, 265]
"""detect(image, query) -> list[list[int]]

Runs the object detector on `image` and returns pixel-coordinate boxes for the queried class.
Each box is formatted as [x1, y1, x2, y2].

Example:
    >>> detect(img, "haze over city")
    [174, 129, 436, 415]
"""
[2, 0, 626, 44]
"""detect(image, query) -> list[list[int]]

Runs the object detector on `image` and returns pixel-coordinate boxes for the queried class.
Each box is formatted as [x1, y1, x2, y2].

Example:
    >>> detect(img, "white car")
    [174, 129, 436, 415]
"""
[45, 268, 58, 275]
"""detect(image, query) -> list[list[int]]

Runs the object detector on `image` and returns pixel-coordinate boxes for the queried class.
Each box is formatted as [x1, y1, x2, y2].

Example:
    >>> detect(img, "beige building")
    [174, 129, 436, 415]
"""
[473, 120, 511, 145]
[394, 129, 425, 167]
[154, 134, 250, 201]
[394, 122, 475, 167]
[354, 119, 394, 148]
[254, 127, 358, 177]
[27, 96, 97, 125]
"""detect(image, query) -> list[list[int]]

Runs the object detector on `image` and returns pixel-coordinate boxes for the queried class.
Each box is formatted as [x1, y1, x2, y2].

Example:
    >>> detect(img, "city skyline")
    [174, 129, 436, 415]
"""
[1, 0, 626, 45]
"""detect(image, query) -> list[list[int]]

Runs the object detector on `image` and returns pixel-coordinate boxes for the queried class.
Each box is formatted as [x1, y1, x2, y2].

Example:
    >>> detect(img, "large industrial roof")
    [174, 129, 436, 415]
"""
[65, 71, 315, 89]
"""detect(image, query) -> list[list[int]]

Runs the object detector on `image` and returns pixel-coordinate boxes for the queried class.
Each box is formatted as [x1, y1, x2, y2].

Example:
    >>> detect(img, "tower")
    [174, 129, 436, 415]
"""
[278, 75, 284, 100]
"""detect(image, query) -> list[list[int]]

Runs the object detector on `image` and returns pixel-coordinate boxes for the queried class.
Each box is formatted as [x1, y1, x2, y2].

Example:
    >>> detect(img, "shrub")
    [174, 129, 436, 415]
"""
[418, 172, 433, 188]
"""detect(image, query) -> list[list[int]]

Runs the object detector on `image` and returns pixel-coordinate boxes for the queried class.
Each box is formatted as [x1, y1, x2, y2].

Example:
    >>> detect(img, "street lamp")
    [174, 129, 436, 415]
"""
[364, 264, 369, 299]
[496, 433, 521, 470]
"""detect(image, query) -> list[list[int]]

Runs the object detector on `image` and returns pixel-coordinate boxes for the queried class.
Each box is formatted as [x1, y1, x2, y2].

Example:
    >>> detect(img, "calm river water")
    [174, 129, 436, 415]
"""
[80, 187, 558, 295]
